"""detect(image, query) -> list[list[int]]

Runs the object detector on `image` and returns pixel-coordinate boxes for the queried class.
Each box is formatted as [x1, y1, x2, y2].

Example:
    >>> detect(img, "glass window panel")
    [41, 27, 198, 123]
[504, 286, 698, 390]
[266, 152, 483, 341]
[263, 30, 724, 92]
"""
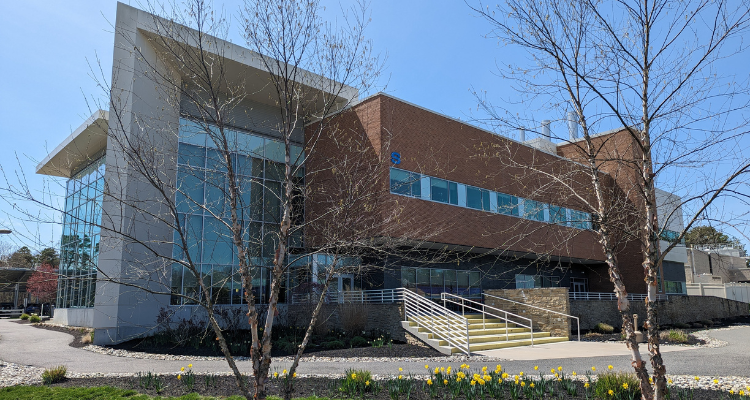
[206, 148, 227, 171]
[515, 274, 535, 289]
[265, 160, 285, 181]
[430, 269, 445, 297]
[178, 143, 205, 168]
[231, 266, 243, 305]
[242, 221, 263, 258]
[444, 270, 457, 294]
[262, 225, 280, 259]
[467, 187, 489, 211]
[264, 181, 281, 223]
[390, 168, 420, 197]
[401, 267, 416, 288]
[497, 193, 519, 216]
[416, 268, 430, 294]
[212, 265, 232, 304]
[176, 167, 204, 214]
[291, 144, 304, 165]
[430, 178, 450, 203]
[236, 154, 264, 177]
[524, 199, 545, 221]
[171, 264, 183, 305]
[265, 140, 286, 163]
[203, 217, 233, 265]
[205, 171, 227, 216]
[236, 131, 265, 157]
[179, 119, 208, 146]
[204, 126, 235, 150]
[549, 205, 566, 225]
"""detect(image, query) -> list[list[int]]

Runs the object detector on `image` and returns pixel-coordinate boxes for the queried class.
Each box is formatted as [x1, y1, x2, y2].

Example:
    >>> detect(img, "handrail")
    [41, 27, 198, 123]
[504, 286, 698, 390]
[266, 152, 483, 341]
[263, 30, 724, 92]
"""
[441, 292, 535, 346]
[483, 293, 580, 341]
[400, 289, 471, 355]
[569, 292, 669, 301]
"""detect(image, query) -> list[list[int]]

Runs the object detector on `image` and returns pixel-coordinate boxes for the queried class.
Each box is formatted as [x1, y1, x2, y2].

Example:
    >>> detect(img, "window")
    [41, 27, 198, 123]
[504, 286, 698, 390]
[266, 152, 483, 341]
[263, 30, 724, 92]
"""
[430, 177, 458, 204]
[497, 193, 519, 216]
[569, 210, 592, 230]
[390, 168, 421, 197]
[660, 229, 685, 244]
[665, 280, 686, 294]
[549, 205, 567, 225]
[515, 274, 559, 289]
[515, 274, 537, 289]
[466, 186, 490, 211]
[524, 200, 546, 221]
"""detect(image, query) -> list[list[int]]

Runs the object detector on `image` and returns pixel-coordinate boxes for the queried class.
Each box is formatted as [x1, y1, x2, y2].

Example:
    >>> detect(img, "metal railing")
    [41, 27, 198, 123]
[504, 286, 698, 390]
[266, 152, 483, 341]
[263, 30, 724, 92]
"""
[569, 292, 669, 301]
[290, 288, 403, 304]
[441, 292, 535, 346]
[401, 288, 472, 355]
[0, 309, 24, 318]
[483, 293, 580, 341]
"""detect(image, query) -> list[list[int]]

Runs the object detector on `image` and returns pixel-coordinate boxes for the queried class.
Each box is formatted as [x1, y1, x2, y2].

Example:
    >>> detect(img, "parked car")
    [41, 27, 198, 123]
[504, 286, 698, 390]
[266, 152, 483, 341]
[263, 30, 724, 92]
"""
[24, 304, 40, 314]
[0, 302, 15, 310]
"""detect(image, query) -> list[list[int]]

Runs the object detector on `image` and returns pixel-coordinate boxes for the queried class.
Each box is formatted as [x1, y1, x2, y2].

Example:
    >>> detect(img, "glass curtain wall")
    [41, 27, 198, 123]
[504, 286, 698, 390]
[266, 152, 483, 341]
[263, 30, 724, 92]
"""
[171, 118, 304, 305]
[57, 155, 105, 308]
[401, 266, 481, 299]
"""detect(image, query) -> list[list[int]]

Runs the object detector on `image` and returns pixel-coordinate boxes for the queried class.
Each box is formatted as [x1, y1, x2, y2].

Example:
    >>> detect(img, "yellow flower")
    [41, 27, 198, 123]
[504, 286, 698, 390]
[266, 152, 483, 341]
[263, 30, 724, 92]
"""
[188, 364, 192, 369]
[444, 379, 448, 385]
[519, 372, 524, 376]
[496, 364, 502, 371]
[551, 369, 555, 374]
[739, 390, 745, 396]
[293, 373, 297, 378]
[483, 375, 490, 381]
[730, 390, 735, 395]
[427, 379, 433, 385]
[283, 369, 288, 375]
[399, 368, 403, 372]
[446, 367, 452, 375]
[482, 366, 487, 372]
[608, 389, 614, 396]
[608, 365, 613, 370]
[352, 373, 357, 379]
[694, 376, 699, 381]
[554, 373, 559, 378]
[649, 377, 653, 383]
[501, 373, 509, 379]
[558, 378, 562, 382]
[181, 367, 185, 372]
[470, 380, 476, 386]
[530, 382, 535, 388]
[668, 379, 673, 384]
[592, 367, 596, 372]
[274, 372, 279, 378]
[425, 365, 429, 369]
[534, 366, 538, 371]
[456, 377, 462, 382]
[399, 375, 403, 380]
[585, 382, 590, 388]
[365, 381, 370, 386]
[434, 367, 440, 374]
[498, 378, 502, 383]
[713, 379, 718, 384]
[440, 367, 445, 374]
[521, 381, 526, 387]
[572, 371, 577, 376]
[558, 366, 563, 371]
[478, 378, 485, 385]
[623, 383, 629, 390]
[177, 375, 182, 380]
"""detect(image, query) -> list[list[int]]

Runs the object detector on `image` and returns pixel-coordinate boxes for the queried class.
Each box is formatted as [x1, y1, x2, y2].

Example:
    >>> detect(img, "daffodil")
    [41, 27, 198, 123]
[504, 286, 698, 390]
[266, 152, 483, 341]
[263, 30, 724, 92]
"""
[283, 369, 288, 375]
[478, 378, 485, 385]
[713, 379, 719, 384]
[427, 379, 433, 385]
[739, 390, 745, 396]
[425, 364, 429, 369]
[365, 381, 370, 386]
[558, 366, 563, 371]
[274, 372, 279, 378]
[623, 383, 629, 390]
[443, 379, 448, 385]
[177, 374, 182, 380]
[470, 380, 476, 386]
[668, 379, 673, 384]
[530, 382, 535, 388]
[591, 367, 596, 372]
[399, 368, 403, 372]
[398, 375, 403, 380]
[519, 371, 524, 376]
[446, 366, 452, 375]
[188, 364, 192, 369]
[293, 373, 297, 378]
[534, 366, 538, 371]
[694, 376, 700, 381]
[608, 389, 614, 396]
[572, 371, 577, 376]
[521, 381, 526, 387]
[180, 367, 185, 372]
[352, 373, 357, 379]
[434, 367, 439, 374]
[501, 372, 509, 379]
[584, 382, 590, 389]
[607, 365, 613, 370]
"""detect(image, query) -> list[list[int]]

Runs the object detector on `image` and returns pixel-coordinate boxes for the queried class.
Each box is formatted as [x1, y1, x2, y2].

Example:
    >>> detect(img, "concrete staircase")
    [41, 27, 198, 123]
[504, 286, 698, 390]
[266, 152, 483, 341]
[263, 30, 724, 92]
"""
[402, 314, 569, 354]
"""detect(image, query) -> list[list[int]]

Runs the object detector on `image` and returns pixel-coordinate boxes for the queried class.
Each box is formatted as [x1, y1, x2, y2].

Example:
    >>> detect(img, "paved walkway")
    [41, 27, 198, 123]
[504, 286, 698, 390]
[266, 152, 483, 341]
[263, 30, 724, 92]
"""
[1, 319, 748, 377]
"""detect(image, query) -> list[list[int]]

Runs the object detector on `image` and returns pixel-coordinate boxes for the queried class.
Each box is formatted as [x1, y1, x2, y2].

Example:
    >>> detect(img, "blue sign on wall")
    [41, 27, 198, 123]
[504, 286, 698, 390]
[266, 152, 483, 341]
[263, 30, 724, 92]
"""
[391, 152, 401, 164]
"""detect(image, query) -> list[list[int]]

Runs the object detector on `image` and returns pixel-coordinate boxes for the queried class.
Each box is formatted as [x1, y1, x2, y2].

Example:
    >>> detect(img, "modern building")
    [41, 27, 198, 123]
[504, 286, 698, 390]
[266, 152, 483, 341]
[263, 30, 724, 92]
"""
[35, 3, 686, 344]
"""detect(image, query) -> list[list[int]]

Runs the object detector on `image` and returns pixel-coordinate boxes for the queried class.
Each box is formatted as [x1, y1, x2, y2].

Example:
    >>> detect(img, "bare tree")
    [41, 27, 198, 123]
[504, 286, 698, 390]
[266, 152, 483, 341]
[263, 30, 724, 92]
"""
[471, 0, 750, 398]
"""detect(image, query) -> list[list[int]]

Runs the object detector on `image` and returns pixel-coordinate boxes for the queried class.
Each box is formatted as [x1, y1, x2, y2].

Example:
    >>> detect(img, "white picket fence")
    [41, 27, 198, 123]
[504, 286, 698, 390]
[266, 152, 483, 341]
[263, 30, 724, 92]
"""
[686, 283, 750, 303]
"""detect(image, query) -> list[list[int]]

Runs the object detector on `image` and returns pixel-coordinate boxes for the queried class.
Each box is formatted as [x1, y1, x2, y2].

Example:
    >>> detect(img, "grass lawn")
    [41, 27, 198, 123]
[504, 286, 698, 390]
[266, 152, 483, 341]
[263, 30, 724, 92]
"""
[0, 386, 336, 400]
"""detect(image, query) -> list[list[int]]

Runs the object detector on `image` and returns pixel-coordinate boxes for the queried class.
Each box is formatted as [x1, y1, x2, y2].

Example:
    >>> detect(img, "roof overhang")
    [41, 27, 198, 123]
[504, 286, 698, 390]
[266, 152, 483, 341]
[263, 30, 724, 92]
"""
[36, 110, 108, 178]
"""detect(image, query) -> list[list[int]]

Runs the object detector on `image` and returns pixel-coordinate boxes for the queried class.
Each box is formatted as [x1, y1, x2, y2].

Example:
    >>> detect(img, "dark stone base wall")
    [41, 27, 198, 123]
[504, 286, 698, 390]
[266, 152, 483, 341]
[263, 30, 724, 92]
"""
[284, 303, 406, 342]
[571, 295, 750, 330]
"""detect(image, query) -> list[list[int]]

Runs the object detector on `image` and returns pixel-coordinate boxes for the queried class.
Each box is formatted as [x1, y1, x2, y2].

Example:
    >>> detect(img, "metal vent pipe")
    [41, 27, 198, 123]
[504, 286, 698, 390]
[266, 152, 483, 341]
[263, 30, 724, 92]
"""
[567, 111, 579, 140]
[541, 120, 551, 140]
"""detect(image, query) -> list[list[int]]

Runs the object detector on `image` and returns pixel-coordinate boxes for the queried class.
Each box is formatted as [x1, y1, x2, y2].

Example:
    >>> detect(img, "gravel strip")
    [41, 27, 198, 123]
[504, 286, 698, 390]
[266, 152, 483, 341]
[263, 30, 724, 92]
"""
[0, 360, 43, 387]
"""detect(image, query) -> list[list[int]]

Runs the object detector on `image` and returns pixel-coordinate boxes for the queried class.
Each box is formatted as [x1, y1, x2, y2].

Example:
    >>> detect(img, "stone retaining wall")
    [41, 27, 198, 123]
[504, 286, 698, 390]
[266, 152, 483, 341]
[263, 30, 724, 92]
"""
[284, 302, 406, 342]
[571, 295, 749, 330]
[484, 288, 571, 337]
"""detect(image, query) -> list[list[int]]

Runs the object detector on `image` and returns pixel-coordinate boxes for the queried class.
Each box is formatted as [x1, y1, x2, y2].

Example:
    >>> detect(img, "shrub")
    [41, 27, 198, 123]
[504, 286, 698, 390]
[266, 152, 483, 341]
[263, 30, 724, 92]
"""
[595, 322, 615, 334]
[660, 329, 688, 343]
[323, 340, 346, 350]
[350, 336, 369, 347]
[340, 369, 374, 397]
[81, 332, 93, 344]
[20, 313, 30, 320]
[29, 314, 41, 323]
[699, 319, 714, 327]
[594, 371, 640, 399]
[673, 322, 691, 329]
[41, 366, 67, 384]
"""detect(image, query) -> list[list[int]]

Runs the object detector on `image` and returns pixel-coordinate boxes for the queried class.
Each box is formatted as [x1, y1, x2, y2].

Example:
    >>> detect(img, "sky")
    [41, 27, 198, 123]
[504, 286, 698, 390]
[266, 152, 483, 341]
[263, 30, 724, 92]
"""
[0, 1, 748, 252]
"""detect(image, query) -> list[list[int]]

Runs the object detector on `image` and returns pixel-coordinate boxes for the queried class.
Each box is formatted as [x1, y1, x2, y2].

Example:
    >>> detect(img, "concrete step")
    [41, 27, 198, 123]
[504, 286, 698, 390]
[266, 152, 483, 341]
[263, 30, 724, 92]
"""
[408, 316, 516, 327]
[436, 331, 551, 346]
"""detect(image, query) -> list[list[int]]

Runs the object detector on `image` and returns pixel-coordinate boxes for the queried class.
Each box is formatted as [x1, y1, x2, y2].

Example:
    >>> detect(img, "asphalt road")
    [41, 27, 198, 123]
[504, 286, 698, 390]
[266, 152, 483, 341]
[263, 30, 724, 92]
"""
[1, 319, 748, 377]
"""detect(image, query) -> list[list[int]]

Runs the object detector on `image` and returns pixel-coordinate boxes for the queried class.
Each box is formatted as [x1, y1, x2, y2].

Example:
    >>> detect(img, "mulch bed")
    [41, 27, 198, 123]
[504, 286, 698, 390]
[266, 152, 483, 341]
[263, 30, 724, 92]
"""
[48, 375, 727, 400]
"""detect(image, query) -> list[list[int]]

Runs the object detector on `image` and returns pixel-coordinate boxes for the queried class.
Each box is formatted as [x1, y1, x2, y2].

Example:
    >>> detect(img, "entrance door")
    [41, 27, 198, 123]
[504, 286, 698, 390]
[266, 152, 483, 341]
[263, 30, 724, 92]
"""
[570, 278, 588, 294]
[338, 274, 354, 292]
